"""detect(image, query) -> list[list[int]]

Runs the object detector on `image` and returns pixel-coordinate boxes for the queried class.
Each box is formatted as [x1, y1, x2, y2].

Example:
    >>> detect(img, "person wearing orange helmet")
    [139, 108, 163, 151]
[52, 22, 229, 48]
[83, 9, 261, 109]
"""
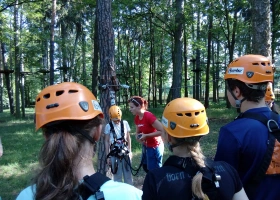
[16, 82, 142, 200]
[214, 55, 280, 199]
[142, 97, 248, 200]
[104, 105, 133, 185]
[265, 82, 280, 113]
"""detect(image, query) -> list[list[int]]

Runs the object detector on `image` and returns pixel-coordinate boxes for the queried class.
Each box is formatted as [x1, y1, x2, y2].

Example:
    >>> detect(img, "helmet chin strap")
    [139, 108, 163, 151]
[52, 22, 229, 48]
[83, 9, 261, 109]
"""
[228, 89, 246, 113]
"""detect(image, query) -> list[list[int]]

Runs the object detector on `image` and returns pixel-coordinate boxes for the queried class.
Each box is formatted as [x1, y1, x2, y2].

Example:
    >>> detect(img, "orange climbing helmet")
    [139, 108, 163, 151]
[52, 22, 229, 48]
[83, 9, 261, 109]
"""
[35, 82, 103, 131]
[161, 97, 209, 138]
[224, 54, 274, 84]
[265, 82, 275, 101]
[109, 105, 122, 121]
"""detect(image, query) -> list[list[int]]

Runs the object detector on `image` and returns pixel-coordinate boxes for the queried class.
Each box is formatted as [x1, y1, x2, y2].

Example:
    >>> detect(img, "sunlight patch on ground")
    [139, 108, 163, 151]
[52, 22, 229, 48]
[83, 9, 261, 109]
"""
[0, 162, 38, 178]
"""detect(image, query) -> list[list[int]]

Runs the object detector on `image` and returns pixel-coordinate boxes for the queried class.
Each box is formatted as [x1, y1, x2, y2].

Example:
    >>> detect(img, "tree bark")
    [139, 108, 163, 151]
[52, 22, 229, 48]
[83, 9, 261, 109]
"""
[97, 0, 116, 175]
[251, 0, 271, 57]
[49, 0, 56, 85]
[14, 0, 20, 118]
[204, 9, 213, 109]
[171, 0, 184, 100]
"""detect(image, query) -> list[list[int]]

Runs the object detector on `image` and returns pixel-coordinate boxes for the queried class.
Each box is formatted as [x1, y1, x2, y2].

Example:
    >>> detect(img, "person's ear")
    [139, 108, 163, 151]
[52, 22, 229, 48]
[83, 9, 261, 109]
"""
[92, 124, 103, 142]
[234, 86, 242, 98]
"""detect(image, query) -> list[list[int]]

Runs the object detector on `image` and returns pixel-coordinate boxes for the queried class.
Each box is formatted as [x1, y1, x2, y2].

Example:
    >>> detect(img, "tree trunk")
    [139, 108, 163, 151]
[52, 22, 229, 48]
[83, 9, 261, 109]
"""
[195, 6, 201, 100]
[1, 43, 14, 114]
[0, 23, 3, 113]
[19, 8, 25, 117]
[171, 0, 184, 100]
[97, 0, 116, 175]
[251, 0, 271, 57]
[49, 0, 56, 85]
[91, 15, 99, 97]
[14, 0, 20, 118]
[204, 9, 213, 109]
[183, 24, 188, 97]
[82, 32, 86, 86]
[271, 0, 279, 61]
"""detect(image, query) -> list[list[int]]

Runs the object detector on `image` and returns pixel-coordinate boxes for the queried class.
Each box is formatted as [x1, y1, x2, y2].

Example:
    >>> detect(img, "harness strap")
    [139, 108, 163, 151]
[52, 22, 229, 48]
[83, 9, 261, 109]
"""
[109, 120, 125, 140]
[235, 111, 279, 184]
[79, 172, 110, 200]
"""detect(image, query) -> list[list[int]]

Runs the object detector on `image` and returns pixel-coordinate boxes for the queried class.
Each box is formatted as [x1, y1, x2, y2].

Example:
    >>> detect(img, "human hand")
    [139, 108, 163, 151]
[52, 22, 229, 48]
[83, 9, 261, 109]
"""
[129, 152, 133, 160]
[136, 133, 143, 141]
[107, 158, 111, 166]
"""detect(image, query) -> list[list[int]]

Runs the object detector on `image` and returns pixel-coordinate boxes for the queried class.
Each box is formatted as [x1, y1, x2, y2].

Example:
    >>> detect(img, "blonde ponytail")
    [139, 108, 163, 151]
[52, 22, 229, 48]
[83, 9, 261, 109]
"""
[189, 142, 209, 200]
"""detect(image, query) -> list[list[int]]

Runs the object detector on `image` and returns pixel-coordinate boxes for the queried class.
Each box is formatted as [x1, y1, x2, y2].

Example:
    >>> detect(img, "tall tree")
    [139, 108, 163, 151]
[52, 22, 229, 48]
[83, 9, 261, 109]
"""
[14, 0, 21, 118]
[171, 0, 184, 99]
[49, 0, 56, 85]
[97, 0, 117, 175]
[251, 0, 271, 57]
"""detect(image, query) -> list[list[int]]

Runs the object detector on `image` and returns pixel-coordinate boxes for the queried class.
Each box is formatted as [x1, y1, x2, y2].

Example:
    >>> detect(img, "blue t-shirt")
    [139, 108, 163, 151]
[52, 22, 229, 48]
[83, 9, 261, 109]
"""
[16, 180, 142, 200]
[214, 107, 280, 200]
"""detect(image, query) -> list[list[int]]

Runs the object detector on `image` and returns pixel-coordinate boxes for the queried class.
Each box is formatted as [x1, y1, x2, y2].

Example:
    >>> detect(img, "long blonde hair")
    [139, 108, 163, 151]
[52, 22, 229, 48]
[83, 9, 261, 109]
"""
[174, 137, 209, 200]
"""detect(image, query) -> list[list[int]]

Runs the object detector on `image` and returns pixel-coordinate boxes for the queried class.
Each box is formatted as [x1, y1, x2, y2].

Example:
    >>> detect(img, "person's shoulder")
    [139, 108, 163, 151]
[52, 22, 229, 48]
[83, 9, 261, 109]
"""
[16, 185, 36, 200]
[144, 111, 156, 118]
[122, 120, 129, 124]
[99, 180, 142, 199]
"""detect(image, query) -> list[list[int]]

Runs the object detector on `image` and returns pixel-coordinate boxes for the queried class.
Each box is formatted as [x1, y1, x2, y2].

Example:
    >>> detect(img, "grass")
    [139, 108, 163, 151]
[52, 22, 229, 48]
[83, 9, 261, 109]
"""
[0, 101, 237, 199]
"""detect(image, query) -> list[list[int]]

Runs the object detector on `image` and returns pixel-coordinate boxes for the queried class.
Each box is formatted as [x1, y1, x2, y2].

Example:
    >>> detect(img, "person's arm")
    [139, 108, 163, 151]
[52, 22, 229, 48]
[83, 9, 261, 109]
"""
[232, 188, 248, 200]
[214, 127, 240, 169]
[140, 119, 164, 141]
[126, 131, 132, 159]
[104, 129, 111, 165]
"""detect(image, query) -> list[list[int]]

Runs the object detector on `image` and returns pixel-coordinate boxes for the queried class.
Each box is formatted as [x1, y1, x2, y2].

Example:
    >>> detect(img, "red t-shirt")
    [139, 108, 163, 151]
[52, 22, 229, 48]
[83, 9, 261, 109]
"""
[134, 111, 162, 148]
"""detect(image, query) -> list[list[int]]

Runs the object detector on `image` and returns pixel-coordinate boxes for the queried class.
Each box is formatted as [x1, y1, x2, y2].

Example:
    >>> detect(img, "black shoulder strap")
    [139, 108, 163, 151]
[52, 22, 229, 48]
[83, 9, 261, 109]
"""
[120, 120, 124, 138]
[164, 157, 220, 200]
[236, 111, 279, 183]
[109, 120, 125, 139]
[79, 172, 110, 200]
[109, 121, 117, 140]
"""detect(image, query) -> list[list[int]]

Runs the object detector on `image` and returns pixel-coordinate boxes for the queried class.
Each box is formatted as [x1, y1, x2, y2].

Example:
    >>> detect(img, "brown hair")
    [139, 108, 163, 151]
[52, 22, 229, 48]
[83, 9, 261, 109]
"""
[34, 116, 103, 200]
[128, 96, 148, 110]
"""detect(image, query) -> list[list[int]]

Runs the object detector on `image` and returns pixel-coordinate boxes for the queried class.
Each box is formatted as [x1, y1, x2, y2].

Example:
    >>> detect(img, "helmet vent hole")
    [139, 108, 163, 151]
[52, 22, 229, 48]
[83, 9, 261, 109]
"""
[252, 62, 259, 66]
[69, 89, 78, 94]
[185, 113, 192, 117]
[37, 97, 41, 102]
[56, 90, 64, 96]
[177, 113, 183, 116]
[43, 93, 50, 99]
[195, 112, 200, 116]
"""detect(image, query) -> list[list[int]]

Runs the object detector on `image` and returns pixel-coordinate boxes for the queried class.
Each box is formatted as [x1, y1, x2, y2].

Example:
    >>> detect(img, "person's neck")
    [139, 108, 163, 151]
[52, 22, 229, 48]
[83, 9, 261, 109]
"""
[75, 159, 96, 180]
[138, 110, 145, 120]
[172, 146, 191, 157]
[240, 99, 267, 113]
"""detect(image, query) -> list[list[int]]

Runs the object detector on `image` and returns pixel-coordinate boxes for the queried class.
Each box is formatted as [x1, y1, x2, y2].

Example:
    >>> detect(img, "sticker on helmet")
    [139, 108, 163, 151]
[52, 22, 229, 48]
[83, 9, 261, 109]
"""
[170, 122, 176, 130]
[92, 100, 102, 112]
[162, 116, 168, 128]
[246, 71, 254, 78]
[79, 101, 89, 112]
[227, 67, 244, 74]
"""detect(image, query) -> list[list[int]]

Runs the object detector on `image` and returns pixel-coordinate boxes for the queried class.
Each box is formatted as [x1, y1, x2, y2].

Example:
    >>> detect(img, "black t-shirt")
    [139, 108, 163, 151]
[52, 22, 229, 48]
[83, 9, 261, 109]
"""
[142, 156, 243, 200]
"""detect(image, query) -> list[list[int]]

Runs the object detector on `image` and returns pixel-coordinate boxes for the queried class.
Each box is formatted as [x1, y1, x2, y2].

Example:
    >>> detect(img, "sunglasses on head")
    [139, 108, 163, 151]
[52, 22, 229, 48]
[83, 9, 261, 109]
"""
[129, 98, 140, 106]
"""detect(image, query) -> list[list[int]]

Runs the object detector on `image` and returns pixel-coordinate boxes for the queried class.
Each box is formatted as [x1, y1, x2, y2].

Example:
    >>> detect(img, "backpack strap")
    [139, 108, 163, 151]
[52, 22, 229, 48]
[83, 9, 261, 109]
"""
[79, 172, 110, 200]
[235, 111, 279, 183]
[164, 156, 221, 200]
